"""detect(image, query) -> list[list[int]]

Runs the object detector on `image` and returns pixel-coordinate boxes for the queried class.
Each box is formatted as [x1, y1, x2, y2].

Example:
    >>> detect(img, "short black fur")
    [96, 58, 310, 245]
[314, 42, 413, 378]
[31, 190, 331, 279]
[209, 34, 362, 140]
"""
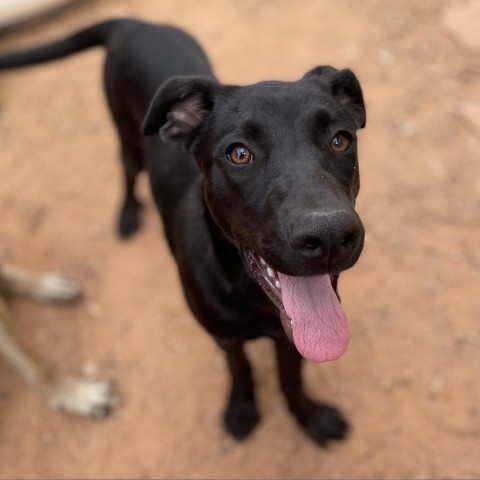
[0, 18, 366, 445]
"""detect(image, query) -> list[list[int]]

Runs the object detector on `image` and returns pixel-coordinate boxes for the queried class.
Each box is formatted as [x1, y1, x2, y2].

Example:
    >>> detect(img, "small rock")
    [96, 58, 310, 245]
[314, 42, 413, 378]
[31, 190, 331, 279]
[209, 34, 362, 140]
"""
[82, 360, 99, 378]
[85, 301, 102, 319]
[399, 121, 417, 138]
[376, 48, 395, 66]
[344, 43, 360, 61]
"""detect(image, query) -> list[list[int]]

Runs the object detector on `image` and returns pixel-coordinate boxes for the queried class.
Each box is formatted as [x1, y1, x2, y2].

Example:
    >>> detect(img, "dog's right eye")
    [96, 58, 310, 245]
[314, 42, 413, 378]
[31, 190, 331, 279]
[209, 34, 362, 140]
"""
[330, 133, 352, 153]
[226, 144, 254, 165]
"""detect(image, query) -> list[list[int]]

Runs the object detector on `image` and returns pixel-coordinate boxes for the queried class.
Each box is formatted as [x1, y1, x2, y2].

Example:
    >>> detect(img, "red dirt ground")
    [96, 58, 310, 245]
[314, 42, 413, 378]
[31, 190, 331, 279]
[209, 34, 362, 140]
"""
[0, 0, 479, 478]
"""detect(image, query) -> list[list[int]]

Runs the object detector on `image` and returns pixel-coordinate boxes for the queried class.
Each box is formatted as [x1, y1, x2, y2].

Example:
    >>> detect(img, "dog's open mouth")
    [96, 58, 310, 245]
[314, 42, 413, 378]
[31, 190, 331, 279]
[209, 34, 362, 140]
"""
[242, 248, 349, 363]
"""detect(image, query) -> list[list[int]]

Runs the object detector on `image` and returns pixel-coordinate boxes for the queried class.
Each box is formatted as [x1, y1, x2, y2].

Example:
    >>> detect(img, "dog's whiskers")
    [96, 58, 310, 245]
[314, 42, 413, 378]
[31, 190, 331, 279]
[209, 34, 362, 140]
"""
[233, 232, 265, 245]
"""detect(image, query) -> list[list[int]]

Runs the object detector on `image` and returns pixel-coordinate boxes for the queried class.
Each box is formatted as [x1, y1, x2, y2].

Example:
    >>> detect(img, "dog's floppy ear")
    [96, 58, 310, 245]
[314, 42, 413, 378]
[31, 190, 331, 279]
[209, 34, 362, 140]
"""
[142, 76, 218, 150]
[303, 66, 366, 129]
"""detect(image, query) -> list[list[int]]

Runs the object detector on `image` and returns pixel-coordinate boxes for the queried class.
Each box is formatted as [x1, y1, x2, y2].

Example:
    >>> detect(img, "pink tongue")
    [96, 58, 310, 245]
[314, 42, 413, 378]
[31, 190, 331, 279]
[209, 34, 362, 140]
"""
[277, 272, 349, 362]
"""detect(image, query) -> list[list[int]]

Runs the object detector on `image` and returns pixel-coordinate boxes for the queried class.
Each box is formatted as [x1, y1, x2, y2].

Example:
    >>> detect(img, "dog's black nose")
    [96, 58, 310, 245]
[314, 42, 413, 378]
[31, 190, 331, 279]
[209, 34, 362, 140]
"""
[289, 211, 364, 271]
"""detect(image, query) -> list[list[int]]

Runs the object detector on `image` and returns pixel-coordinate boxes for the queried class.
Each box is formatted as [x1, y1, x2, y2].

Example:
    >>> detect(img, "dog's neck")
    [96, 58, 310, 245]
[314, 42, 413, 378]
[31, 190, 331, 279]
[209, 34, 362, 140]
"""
[202, 194, 278, 320]
[203, 198, 245, 279]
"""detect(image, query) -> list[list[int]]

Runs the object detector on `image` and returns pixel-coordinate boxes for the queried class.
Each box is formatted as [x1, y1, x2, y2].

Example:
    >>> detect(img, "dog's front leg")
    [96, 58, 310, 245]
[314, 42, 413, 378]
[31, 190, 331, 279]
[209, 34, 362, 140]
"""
[0, 264, 81, 303]
[0, 296, 119, 418]
[0, 295, 49, 389]
[274, 335, 349, 446]
[218, 340, 260, 440]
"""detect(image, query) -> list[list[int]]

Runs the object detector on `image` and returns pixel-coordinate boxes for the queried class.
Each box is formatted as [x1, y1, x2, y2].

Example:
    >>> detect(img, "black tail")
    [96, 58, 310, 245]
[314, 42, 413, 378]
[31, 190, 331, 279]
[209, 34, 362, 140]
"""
[0, 19, 125, 69]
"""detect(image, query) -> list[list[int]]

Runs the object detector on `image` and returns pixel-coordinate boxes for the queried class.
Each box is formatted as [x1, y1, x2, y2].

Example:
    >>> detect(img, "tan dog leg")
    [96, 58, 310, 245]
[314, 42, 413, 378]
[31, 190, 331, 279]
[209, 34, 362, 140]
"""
[0, 267, 120, 417]
[0, 264, 82, 303]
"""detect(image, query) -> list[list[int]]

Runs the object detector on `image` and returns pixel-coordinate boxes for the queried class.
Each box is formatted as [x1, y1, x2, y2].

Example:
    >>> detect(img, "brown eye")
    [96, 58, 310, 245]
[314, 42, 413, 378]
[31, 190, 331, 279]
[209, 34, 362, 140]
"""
[331, 133, 352, 152]
[226, 143, 254, 165]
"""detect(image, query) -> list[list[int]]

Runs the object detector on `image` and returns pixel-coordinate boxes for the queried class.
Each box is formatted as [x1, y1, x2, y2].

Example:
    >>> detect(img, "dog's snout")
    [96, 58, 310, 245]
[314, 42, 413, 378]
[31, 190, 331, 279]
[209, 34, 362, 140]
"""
[289, 211, 364, 271]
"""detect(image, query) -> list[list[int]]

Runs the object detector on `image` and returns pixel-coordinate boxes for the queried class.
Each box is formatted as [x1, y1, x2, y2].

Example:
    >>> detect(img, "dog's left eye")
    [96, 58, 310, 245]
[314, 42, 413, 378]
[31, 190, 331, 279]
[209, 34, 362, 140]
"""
[330, 133, 352, 153]
[226, 143, 254, 165]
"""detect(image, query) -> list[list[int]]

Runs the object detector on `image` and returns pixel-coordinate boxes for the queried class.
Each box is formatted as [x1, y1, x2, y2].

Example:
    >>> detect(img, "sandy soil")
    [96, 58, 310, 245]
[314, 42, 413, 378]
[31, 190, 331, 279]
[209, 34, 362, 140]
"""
[0, 0, 479, 478]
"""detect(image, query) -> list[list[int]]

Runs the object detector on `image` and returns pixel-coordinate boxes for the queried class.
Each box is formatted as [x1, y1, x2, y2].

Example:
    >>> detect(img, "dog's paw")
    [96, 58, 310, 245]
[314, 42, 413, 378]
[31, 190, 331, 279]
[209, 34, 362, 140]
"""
[223, 397, 260, 440]
[292, 398, 349, 447]
[117, 200, 142, 239]
[33, 274, 82, 303]
[48, 376, 120, 418]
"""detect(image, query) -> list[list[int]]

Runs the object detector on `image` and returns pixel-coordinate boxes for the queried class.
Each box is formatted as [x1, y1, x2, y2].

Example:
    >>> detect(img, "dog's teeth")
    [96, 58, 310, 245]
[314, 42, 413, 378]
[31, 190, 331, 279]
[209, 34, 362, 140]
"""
[275, 280, 281, 290]
[266, 267, 274, 278]
[290, 320, 293, 326]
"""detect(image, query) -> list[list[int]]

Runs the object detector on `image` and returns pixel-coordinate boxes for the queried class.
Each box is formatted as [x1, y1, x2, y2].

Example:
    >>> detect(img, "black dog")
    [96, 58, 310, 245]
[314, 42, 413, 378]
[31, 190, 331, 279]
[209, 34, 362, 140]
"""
[0, 18, 366, 445]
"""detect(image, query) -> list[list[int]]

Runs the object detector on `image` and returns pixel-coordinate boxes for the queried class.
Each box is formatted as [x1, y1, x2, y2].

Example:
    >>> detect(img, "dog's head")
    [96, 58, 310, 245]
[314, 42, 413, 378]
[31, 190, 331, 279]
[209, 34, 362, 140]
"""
[143, 66, 366, 362]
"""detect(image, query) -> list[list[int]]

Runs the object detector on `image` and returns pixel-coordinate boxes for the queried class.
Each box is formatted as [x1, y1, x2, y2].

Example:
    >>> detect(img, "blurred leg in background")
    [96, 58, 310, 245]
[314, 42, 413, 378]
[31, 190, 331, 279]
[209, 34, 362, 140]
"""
[0, 0, 76, 30]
